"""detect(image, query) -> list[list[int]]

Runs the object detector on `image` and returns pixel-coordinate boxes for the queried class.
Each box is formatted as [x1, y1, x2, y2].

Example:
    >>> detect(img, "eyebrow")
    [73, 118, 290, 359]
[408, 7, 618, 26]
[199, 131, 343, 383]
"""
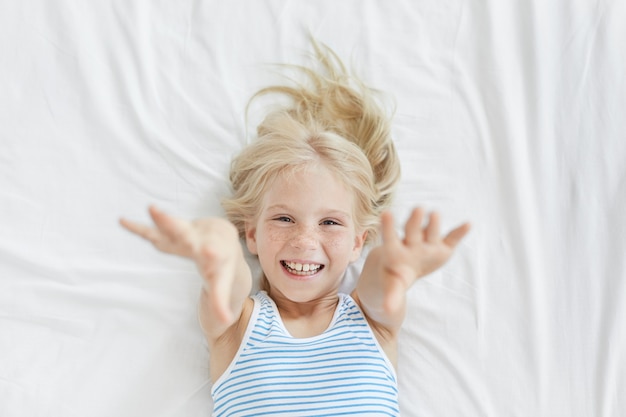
[265, 204, 351, 218]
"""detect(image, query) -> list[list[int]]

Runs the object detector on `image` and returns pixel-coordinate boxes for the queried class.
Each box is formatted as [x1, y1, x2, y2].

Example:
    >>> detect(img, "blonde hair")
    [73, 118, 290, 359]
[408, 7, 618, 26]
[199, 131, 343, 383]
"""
[222, 41, 400, 246]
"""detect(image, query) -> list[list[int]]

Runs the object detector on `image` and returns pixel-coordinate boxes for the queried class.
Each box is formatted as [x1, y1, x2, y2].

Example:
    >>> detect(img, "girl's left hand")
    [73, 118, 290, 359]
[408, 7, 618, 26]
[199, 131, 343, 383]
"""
[379, 207, 471, 289]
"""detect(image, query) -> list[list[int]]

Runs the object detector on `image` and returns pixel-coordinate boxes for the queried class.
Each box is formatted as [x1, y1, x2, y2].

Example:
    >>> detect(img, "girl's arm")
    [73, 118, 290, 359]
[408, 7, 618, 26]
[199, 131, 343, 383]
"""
[354, 208, 470, 334]
[120, 206, 252, 343]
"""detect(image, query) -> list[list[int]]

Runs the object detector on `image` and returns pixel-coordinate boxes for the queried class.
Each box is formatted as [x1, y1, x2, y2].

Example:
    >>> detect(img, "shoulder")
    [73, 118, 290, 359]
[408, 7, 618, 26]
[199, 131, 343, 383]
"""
[348, 291, 399, 368]
[215, 296, 256, 349]
[208, 296, 255, 383]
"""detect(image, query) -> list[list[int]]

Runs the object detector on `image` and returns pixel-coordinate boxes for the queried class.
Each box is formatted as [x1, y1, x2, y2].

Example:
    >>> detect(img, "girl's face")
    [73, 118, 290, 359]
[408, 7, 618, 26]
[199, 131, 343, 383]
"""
[245, 163, 367, 303]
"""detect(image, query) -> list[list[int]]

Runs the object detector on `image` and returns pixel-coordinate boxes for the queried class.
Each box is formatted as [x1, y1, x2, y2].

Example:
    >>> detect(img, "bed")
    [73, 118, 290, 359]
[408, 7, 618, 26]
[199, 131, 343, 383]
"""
[1, 1, 624, 416]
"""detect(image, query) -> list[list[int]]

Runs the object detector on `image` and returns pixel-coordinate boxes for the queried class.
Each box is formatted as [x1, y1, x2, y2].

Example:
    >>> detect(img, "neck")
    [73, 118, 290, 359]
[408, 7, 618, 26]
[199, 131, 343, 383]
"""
[268, 288, 339, 320]
[268, 289, 340, 338]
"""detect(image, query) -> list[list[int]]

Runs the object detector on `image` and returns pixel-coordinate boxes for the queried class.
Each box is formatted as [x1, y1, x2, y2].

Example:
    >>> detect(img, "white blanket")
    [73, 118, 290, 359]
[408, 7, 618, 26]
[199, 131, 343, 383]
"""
[1, 1, 624, 416]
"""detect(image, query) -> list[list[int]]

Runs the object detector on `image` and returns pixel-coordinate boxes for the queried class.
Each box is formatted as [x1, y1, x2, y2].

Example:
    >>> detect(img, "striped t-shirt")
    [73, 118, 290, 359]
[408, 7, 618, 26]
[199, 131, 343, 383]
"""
[211, 291, 400, 416]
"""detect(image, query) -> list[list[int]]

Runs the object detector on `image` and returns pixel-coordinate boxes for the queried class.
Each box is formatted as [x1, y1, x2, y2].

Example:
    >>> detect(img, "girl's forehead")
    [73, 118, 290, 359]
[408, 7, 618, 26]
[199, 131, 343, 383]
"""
[261, 164, 356, 214]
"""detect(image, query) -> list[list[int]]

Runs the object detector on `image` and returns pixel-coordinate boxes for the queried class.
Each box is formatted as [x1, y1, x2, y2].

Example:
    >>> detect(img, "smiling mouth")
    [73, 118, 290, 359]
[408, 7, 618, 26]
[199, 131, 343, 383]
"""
[280, 261, 324, 276]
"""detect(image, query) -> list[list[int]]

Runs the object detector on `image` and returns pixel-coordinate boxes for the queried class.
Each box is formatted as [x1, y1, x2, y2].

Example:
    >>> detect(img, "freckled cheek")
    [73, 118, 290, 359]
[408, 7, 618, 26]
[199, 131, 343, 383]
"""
[267, 228, 290, 243]
[255, 229, 289, 269]
[258, 228, 291, 247]
[259, 226, 355, 252]
[322, 231, 356, 252]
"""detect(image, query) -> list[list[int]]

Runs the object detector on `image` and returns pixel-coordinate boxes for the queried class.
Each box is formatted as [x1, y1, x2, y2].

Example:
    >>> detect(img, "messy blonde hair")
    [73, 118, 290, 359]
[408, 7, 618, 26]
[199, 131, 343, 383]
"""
[222, 41, 400, 246]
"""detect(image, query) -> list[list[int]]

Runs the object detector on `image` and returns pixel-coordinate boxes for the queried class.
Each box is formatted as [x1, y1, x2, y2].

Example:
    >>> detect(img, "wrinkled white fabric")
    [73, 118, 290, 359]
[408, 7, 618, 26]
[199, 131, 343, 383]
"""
[0, 1, 624, 416]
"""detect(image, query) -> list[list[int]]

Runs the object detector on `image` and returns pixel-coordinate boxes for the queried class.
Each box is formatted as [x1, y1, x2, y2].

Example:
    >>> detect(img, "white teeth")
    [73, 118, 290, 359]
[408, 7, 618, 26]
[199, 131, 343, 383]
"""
[283, 261, 322, 275]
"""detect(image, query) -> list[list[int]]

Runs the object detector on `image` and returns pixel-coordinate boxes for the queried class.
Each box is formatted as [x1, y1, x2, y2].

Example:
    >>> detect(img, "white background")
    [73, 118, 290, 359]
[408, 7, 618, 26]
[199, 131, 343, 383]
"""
[1, 1, 624, 416]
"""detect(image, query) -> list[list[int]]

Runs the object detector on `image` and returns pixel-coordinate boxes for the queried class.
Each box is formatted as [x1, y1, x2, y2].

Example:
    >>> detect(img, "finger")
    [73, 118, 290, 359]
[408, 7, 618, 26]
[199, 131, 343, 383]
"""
[443, 222, 471, 248]
[424, 211, 441, 243]
[119, 218, 160, 243]
[149, 206, 189, 239]
[403, 207, 424, 246]
[380, 211, 400, 245]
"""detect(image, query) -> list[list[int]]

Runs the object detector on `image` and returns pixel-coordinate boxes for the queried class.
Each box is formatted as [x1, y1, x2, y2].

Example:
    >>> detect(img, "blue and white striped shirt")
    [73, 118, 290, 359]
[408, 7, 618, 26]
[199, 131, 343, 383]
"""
[211, 291, 400, 416]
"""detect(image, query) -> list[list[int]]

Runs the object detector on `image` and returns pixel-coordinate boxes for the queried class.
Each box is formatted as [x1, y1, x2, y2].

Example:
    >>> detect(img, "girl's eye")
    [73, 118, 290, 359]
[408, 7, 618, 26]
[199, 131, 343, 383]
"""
[274, 216, 292, 223]
[321, 219, 340, 226]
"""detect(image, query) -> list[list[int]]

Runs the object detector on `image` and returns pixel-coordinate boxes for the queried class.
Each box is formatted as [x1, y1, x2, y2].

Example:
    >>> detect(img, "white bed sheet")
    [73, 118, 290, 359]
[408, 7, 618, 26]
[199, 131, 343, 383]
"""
[1, 1, 625, 416]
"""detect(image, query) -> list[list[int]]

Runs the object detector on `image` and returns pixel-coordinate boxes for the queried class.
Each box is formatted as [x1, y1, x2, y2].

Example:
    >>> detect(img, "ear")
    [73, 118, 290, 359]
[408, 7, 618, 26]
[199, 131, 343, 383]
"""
[349, 230, 368, 262]
[244, 221, 258, 255]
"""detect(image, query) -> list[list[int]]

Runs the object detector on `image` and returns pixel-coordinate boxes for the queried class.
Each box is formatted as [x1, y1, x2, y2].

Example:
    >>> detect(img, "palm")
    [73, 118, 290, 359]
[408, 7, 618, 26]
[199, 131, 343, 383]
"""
[120, 206, 237, 259]
[119, 206, 243, 322]
[378, 208, 470, 288]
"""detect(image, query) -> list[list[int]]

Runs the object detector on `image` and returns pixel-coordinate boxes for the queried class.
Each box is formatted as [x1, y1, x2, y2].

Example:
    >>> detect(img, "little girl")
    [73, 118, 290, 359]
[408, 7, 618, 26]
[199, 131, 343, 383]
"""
[121, 41, 470, 416]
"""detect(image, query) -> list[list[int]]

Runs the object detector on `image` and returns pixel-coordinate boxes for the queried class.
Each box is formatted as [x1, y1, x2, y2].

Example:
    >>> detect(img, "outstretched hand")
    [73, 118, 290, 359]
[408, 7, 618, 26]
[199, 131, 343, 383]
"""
[380, 208, 470, 289]
[379, 207, 471, 286]
[119, 206, 238, 259]
[366, 208, 470, 311]
[119, 206, 248, 324]
[356, 207, 470, 328]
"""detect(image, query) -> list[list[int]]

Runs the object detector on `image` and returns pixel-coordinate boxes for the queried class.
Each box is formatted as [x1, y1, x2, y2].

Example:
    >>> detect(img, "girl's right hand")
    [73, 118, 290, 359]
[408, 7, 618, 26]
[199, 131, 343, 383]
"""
[119, 206, 248, 324]
[119, 206, 239, 260]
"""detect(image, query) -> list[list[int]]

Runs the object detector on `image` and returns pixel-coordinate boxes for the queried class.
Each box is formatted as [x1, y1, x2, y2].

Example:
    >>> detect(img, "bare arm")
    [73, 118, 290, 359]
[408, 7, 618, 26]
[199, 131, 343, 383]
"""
[120, 206, 252, 343]
[354, 208, 470, 333]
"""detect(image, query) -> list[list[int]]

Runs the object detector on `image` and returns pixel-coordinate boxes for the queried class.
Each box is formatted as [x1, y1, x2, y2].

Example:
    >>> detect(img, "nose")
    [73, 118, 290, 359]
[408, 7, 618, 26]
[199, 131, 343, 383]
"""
[289, 224, 319, 250]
